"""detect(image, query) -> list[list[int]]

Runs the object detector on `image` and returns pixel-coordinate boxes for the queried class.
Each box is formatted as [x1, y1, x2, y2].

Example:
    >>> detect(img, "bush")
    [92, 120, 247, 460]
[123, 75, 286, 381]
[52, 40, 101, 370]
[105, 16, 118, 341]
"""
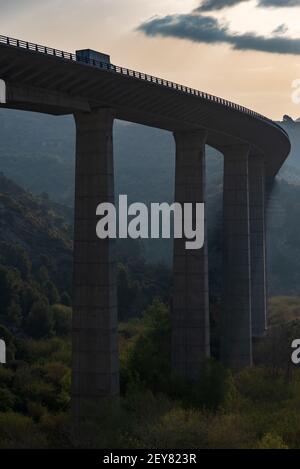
[0, 412, 45, 448]
[140, 408, 210, 449]
[193, 360, 233, 410]
[235, 367, 290, 403]
[256, 432, 288, 449]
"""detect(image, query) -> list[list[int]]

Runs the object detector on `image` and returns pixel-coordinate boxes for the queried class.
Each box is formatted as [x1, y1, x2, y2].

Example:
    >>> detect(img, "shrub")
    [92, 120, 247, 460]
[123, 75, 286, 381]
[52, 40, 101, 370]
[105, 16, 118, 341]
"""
[187, 359, 233, 411]
[256, 432, 288, 449]
[0, 412, 45, 448]
[140, 408, 210, 449]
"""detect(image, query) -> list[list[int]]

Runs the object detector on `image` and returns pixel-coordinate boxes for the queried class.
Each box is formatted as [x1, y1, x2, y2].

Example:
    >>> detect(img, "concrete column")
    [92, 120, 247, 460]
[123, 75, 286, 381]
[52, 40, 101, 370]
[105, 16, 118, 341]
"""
[72, 108, 119, 422]
[221, 144, 252, 369]
[172, 130, 210, 381]
[249, 152, 267, 338]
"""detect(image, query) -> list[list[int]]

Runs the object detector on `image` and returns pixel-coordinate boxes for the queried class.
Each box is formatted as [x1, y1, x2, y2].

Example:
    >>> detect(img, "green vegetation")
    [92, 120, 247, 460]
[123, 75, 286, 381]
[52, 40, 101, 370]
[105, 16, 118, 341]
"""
[0, 124, 300, 449]
[0, 185, 299, 448]
[0, 241, 72, 338]
[1, 293, 300, 449]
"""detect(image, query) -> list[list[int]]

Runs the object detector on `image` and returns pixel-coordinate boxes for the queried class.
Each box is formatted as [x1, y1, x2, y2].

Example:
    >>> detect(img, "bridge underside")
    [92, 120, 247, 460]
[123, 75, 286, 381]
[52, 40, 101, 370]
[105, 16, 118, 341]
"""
[0, 39, 291, 421]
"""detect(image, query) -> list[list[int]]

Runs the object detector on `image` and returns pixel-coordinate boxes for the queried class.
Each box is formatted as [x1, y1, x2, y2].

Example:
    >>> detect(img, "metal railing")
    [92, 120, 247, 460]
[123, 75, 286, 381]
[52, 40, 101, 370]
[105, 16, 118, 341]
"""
[0, 34, 289, 137]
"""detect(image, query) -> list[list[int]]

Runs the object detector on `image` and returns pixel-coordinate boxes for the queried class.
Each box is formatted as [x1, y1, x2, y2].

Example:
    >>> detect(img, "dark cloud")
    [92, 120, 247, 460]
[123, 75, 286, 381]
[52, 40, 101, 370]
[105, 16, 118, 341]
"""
[139, 15, 228, 44]
[195, 0, 247, 11]
[138, 13, 300, 55]
[259, 0, 300, 7]
[196, 0, 300, 10]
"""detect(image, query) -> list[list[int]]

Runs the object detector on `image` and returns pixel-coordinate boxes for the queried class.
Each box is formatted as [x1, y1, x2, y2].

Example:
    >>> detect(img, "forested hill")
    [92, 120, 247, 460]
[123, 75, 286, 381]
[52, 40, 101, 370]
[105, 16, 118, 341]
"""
[0, 172, 73, 293]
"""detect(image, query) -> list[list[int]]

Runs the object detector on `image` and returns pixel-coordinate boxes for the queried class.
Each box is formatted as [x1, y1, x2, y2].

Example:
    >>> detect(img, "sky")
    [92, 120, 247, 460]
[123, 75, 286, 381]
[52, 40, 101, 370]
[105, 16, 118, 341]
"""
[1, 0, 300, 120]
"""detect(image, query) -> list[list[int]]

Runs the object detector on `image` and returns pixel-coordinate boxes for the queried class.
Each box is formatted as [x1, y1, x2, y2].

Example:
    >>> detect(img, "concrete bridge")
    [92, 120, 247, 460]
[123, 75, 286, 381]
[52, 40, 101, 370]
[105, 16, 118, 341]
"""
[0, 35, 291, 420]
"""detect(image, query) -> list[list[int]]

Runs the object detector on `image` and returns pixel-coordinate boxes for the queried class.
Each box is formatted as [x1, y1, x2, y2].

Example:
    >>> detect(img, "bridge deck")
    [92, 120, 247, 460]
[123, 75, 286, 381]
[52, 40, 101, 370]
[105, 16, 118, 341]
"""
[0, 35, 291, 176]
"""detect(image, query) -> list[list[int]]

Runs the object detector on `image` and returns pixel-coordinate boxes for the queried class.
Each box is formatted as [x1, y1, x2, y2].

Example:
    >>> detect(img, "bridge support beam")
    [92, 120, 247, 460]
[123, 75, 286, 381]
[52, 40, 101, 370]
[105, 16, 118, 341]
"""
[172, 130, 210, 381]
[221, 144, 252, 369]
[72, 109, 119, 421]
[249, 152, 267, 338]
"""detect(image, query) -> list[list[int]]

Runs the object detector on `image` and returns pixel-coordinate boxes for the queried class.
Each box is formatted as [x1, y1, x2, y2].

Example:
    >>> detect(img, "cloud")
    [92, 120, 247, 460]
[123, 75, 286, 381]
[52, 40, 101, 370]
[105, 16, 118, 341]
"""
[259, 0, 300, 7]
[139, 15, 228, 44]
[196, 0, 300, 10]
[138, 13, 300, 55]
[195, 0, 247, 11]
[272, 24, 289, 35]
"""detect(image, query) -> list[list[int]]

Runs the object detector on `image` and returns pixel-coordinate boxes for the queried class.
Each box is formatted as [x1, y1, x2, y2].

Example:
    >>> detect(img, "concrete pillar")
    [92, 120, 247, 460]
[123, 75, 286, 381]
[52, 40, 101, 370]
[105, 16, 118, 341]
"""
[249, 152, 267, 338]
[72, 108, 119, 421]
[221, 144, 252, 369]
[172, 130, 210, 381]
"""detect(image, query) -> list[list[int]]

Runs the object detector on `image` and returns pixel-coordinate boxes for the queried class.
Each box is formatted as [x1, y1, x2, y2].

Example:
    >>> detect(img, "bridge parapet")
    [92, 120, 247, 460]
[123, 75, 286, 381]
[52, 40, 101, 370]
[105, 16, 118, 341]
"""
[0, 34, 288, 139]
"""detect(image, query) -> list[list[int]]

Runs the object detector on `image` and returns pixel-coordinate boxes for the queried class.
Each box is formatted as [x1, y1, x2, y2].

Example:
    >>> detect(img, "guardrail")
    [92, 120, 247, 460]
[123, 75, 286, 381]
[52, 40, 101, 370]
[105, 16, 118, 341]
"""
[0, 34, 289, 137]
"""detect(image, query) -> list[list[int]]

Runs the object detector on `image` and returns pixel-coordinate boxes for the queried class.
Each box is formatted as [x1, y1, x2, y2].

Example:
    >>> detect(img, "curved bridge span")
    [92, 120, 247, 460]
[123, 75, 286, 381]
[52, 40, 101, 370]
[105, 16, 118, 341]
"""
[0, 35, 290, 175]
[0, 35, 291, 420]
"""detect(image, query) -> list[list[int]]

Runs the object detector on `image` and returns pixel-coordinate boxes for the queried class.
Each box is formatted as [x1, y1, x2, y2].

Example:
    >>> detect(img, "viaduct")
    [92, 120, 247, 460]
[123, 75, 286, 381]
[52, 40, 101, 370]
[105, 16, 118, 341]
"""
[0, 35, 291, 420]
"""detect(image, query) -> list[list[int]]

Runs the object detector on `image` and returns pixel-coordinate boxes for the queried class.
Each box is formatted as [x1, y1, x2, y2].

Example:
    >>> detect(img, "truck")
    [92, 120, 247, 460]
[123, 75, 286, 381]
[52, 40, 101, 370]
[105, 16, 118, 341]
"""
[76, 49, 110, 66]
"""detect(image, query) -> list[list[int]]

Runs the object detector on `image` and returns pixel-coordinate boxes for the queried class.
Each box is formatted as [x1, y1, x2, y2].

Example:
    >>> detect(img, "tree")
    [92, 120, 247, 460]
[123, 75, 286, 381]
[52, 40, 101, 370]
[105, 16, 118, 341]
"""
[0, 388, 15, 412]
[51, 304, 72, 336]
[44, 281, 60, 305]
[6, 301, 22, 328]
[26, 299, 53, 339]
[0, 242, 31, 280]
[123, 299, 171, 393]
[19, 283, 44, 318]
[0, 265, 21, 323]
[36, 266, 49, 284]
[117, 264, 137, 320]
[61, 292, 71, 307]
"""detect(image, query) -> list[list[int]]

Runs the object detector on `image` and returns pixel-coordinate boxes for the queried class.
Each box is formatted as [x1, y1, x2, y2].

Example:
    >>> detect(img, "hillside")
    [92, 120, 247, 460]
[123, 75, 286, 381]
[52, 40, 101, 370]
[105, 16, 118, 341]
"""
[0, 172, 72, 293]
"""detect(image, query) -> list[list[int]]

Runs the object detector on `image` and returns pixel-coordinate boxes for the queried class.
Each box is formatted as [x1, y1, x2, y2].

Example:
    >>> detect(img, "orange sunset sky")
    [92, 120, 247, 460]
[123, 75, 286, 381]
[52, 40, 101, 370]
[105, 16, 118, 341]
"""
[1, 0, 300, 120]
